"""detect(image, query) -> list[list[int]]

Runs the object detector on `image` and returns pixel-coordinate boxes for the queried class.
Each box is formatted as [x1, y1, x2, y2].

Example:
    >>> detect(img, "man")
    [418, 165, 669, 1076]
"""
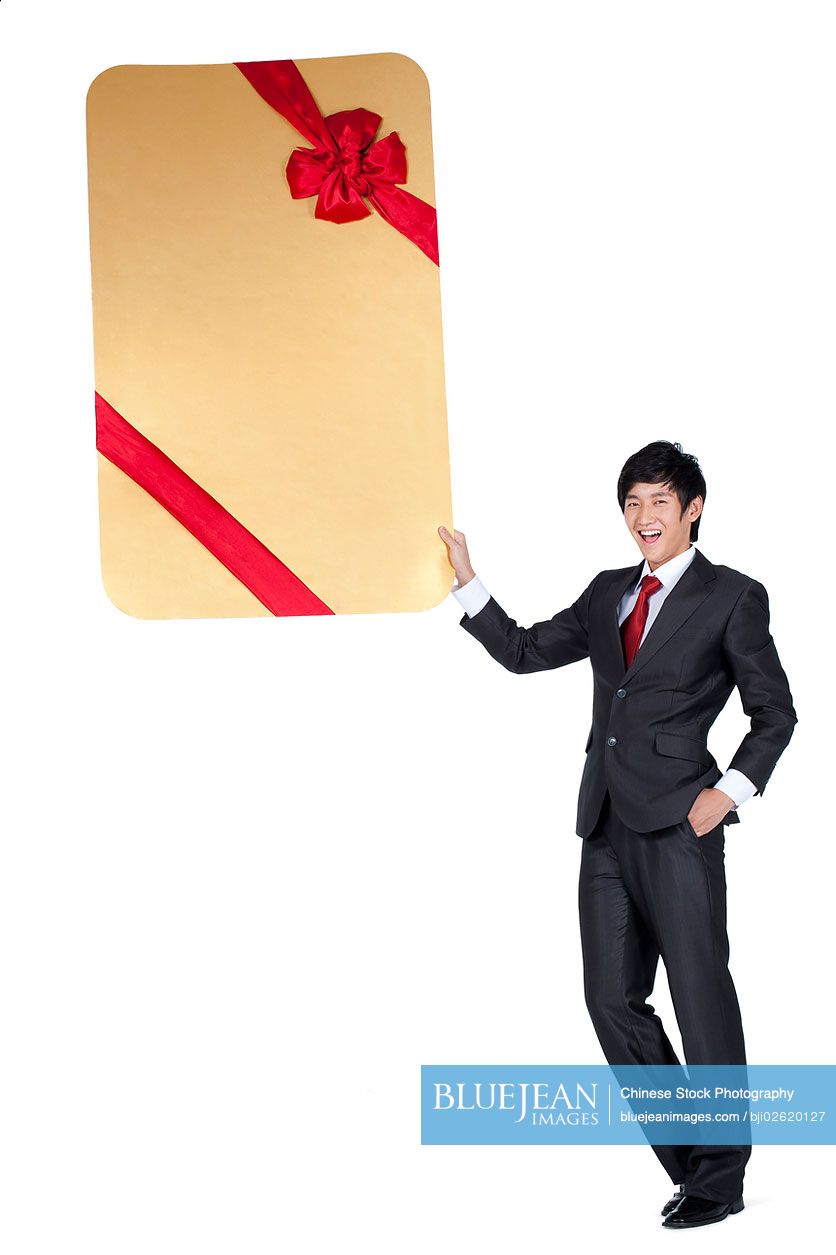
[438, 440, 796, 1229]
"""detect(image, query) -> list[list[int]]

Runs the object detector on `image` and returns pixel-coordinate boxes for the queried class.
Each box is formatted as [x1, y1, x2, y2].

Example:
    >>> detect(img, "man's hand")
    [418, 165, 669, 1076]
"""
[687, 787, 736, 837]
[438, 525, 476, 587]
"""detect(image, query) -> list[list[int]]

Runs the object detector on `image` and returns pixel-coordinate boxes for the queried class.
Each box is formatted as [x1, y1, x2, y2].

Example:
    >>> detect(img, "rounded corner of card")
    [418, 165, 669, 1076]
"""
[381, 51, 432, 96]
[86, 63, 130, 108]
[99, 568, 152, 622]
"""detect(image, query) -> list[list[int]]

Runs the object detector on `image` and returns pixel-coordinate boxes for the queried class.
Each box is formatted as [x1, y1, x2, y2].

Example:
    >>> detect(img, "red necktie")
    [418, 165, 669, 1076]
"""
[620, 574, 663, 668]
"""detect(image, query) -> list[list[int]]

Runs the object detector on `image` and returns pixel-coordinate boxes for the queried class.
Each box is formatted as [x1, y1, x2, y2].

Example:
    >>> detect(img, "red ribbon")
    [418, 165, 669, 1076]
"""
[234, 59, 439, 265]
[96, 392, 334, 617]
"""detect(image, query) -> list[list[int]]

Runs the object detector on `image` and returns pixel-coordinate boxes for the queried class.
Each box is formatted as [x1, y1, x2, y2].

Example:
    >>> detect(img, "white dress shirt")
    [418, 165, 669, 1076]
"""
[452, 545, 757, 809]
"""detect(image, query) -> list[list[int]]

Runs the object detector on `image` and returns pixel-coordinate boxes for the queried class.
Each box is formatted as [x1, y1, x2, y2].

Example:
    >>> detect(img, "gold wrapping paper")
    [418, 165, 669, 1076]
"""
[87, 52, 452, 618]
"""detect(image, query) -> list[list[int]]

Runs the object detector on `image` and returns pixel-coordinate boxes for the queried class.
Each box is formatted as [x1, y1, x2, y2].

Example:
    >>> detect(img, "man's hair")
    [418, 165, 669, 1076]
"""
[617, 441, 707, 541]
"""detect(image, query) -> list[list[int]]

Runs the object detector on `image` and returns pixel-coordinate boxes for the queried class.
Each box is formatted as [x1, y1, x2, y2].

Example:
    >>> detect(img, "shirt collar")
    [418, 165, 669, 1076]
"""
[637, 543, 696, 590]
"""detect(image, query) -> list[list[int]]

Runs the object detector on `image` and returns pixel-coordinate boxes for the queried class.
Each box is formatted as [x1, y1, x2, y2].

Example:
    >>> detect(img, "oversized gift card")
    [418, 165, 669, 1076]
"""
[87, 53, 452, 618]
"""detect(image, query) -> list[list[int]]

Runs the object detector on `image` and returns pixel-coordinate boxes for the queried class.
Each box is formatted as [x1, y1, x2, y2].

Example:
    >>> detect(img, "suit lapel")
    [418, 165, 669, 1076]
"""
[620, 548, 717, 683]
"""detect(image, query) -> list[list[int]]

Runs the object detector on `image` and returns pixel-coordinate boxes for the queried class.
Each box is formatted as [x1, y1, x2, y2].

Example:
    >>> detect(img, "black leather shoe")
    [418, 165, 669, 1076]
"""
[662, 1194, 744, 1228]
[660, 1186, 685, 1217]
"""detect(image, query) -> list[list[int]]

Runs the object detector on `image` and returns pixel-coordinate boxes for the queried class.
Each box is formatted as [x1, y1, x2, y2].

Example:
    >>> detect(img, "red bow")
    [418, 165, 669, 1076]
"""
[235, 60, 439, 265]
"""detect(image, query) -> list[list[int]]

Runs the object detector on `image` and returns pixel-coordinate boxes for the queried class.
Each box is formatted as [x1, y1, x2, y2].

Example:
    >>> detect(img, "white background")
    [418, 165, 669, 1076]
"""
[1, 2, 832, 1251]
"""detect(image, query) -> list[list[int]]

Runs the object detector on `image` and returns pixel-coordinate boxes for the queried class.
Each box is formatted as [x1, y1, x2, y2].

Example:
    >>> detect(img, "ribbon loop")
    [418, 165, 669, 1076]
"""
[285, 147, 335, 200]
[314, 169, 372, 224]
[364, 131, 408, 185]
[325, 107, 382, 153]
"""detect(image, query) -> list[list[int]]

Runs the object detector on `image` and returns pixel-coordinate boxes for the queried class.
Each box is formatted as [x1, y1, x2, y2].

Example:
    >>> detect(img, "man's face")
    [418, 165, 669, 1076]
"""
[623, 480, 702, 569]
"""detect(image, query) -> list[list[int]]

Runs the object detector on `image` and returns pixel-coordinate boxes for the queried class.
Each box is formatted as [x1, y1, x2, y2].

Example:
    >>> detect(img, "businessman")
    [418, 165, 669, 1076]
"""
[439, 440, 796, 1229]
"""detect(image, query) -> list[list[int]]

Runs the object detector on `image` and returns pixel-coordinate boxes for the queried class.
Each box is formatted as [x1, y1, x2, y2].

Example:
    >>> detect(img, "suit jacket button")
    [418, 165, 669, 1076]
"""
[616, 688, 627, 698]
[607, 736, 618, 746]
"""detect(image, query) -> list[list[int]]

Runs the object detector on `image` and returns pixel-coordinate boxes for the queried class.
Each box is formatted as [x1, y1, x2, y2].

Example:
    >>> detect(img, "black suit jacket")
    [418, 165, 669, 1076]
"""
[459, 548, 797, 836]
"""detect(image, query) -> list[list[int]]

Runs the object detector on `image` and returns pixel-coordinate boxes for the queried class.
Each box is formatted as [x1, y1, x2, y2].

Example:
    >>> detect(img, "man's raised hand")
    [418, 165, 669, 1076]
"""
[438, 525, 476, 588]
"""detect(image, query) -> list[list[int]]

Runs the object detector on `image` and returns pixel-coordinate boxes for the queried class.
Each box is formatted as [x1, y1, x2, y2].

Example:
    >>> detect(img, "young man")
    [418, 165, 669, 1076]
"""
[438, 440, 796, 1229]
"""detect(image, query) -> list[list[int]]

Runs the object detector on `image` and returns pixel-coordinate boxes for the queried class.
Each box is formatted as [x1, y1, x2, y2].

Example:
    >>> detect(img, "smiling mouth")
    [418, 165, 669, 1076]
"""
[638, 529, 662, 545]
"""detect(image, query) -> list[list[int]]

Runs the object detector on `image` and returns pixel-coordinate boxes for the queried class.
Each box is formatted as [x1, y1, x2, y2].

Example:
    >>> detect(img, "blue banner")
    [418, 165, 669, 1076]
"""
[421, 1065, 836, 1144]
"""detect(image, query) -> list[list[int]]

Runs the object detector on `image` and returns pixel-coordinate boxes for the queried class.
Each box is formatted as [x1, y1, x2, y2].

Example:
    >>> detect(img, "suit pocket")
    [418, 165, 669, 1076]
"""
[655, 730, 713, 766]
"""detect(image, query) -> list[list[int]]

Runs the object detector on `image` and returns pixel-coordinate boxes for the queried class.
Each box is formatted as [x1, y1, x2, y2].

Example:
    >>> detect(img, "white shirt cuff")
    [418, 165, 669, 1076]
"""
[452, 575, 491, 618]
[715, 768, 758, 808]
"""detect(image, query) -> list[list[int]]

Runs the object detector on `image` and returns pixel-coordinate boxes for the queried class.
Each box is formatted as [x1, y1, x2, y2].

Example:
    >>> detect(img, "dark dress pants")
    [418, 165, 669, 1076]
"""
[578, 790, 750, 1203]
